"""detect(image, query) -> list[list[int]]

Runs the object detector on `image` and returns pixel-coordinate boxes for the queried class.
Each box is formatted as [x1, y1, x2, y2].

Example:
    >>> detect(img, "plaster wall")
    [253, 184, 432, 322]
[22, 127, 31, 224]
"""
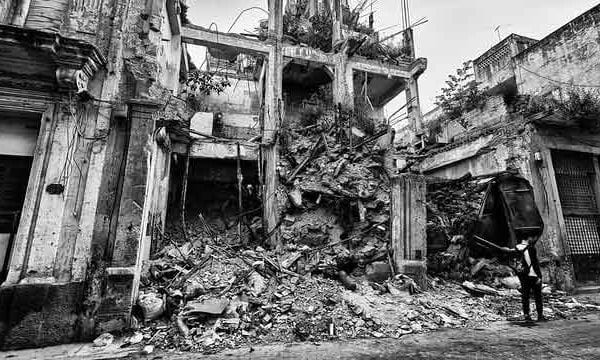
[515, 5, 600, 96]
[203, 76, 261, 115]
[0, 117, 39, 156]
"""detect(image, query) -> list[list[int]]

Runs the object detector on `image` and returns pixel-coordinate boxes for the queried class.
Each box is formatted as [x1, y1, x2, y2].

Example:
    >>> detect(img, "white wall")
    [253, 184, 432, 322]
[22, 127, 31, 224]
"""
[0, 115, 40, 156]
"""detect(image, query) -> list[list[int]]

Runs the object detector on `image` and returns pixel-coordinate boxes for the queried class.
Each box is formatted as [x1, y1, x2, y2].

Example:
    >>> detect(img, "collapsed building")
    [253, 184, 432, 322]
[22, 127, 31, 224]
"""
[414, 4, 600, 293]
[0, 0, 430, 349]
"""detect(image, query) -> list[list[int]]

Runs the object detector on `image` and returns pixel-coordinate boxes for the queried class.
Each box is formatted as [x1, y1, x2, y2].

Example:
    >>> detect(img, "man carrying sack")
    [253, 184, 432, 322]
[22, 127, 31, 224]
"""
[472, 171, 546, 322]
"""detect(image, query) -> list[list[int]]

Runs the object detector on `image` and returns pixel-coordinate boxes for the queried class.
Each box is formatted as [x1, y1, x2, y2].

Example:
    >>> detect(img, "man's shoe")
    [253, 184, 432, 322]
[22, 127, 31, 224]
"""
[523, 314, 533, 322]
[537, 315, 547, 322]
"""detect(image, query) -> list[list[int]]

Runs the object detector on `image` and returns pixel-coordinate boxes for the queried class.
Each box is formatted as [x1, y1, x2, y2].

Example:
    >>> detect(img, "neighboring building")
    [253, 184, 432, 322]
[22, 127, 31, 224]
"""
[420, 4, 600, 291]
[0, 0, 186, 349]
[473, 34, 538, 94]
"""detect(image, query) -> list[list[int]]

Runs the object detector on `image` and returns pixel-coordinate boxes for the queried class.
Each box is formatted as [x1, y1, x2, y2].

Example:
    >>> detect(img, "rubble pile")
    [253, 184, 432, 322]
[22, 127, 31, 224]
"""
[133, 240, 600, 354]
[426, 174, 487, 250]
[277, 110, 393, 279]
[127, 115, 600, 355]
[425, 175, 490, 281]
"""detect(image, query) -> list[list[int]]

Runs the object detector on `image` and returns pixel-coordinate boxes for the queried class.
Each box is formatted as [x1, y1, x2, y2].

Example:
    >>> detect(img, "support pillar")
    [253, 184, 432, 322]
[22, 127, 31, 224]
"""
[332, 54, 354, 108]
[332, 0, 343, 45]
[95, 100, 158, 332]
[405, 76, 422, 133]
[391, 174, 427, 287]
[263, 0, 283, 249]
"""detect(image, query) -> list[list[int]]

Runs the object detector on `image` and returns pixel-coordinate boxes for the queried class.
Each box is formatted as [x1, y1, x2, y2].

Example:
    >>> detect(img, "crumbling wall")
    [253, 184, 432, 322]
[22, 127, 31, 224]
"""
[515, 4, 600, 96]
[0, 0, 14, 24]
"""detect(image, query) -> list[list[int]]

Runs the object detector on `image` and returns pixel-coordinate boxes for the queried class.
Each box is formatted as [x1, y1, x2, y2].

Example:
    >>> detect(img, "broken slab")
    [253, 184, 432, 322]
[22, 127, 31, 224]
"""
[183, 298, 230, 316]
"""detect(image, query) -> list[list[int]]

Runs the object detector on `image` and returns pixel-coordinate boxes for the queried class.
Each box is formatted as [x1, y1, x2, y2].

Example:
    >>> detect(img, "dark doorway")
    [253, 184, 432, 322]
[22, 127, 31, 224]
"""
[0, 111, 40, 283]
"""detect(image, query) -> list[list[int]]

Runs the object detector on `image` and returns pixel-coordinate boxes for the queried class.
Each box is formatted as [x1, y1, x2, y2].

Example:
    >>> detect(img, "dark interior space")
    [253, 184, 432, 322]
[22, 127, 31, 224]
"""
[166, 157, 262, 247]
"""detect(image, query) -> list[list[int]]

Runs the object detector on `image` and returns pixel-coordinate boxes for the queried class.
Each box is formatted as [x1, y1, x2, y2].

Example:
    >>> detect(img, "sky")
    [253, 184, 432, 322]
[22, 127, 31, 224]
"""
[186, 0, 599, 114]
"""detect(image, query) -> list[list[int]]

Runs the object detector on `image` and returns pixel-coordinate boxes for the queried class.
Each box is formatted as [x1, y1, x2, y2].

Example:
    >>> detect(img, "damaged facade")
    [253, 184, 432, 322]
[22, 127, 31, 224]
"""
[418, 4, 600, 292]
[0, 0, 430, 350]
[0, 0, 185, 348]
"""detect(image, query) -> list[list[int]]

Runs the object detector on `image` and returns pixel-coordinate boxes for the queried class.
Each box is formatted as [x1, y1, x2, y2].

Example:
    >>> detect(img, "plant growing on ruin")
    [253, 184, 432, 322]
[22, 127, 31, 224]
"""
[186, 71, 231, 96]
[523, 89, 600, 131]
[435, 61, 488, 128]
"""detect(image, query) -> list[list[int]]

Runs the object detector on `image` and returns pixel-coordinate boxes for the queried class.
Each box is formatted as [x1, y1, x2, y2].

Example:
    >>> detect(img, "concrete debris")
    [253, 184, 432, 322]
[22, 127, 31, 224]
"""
[338, 270, 357, 290]
[183, 298, 230, 316]
[142, 345, 155, 355]
[124, 331, 144, 345]
[462, 281, 499, 296]
[500, 276, 521, 290]
[365, 261, 392, 283]
[130, 113, 600, 356]
[93, 333, 114, 347]
[137, 292, 165, 321]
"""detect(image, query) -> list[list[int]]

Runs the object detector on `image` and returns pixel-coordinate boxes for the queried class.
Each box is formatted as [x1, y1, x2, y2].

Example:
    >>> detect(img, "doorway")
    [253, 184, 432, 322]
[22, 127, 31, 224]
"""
[0, 111, 40, 283]
[552, 150, 600, 286]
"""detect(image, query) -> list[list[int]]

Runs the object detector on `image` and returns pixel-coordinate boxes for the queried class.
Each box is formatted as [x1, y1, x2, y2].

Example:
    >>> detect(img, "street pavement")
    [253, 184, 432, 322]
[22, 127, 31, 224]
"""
[2, 313, 600, 359]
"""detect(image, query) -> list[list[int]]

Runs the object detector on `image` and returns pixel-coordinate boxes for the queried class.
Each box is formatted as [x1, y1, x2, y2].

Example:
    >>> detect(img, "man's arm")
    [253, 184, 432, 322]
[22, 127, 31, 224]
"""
[473, 235, 516, 253]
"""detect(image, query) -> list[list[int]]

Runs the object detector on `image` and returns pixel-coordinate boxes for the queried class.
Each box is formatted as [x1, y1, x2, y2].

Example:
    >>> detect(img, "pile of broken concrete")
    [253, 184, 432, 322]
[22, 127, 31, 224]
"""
[112, 117, 600, 355]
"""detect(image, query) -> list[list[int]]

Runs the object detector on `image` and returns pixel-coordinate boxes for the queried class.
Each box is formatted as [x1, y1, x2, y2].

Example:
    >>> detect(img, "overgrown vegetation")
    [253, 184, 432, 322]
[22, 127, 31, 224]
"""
[256, 1, 409, 63]
[355, 41, 411, 65]
[185, 71, 231, 111]
[186, 71, 231, 96]
[180, 1, 190, 25]
[435, 61, 489, 129]
[522, 89, 600, 131]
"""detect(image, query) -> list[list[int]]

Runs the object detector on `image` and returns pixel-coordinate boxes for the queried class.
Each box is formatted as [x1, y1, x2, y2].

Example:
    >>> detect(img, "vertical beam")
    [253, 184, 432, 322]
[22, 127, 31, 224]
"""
[333, 55, 354, 109]
[542, 148, 569, 257]
[308, 0, 318, 17]
[263, 0, 283, 249]
[405, 76, 422, 132]
[390, 174, 427, 286]
[53, 103, 94, 282]
[332, 0, 343, 45]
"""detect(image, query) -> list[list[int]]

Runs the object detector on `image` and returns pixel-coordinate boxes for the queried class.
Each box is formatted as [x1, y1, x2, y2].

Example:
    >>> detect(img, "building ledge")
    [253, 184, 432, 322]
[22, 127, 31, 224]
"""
[174, 138, 260, 161]
[0, 25, 107, 92]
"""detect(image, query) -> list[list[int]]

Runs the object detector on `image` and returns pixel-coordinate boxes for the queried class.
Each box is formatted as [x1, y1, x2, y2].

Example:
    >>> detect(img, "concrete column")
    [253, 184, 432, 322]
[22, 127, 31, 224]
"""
[405, 76, 422, 132]
[263, 0, 283, 249]
[390, 174, 427, 287]
[332, 54, 354, 108]
[308, 0, 318, 17]
[332, 0, 343, 46]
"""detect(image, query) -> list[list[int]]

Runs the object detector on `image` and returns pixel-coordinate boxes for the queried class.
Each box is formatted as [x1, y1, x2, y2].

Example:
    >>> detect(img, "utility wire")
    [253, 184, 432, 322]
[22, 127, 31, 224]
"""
[517, 64, 600, 88]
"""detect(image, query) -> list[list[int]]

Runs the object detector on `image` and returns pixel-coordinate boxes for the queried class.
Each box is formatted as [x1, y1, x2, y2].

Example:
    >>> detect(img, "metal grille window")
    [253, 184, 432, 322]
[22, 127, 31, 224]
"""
[552, 150, 600, 255]
[564, 216, 600, 255]
[552, 150, 600, 284]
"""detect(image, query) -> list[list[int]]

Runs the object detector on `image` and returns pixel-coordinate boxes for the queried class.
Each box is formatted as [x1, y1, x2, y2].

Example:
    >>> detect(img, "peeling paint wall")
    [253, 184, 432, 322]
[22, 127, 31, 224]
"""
[1, 0, 184, 349]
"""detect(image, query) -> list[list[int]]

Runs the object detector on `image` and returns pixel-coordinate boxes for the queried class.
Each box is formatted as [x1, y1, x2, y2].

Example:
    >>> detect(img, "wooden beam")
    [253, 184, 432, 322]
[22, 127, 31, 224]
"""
[181, 25, 271, 55]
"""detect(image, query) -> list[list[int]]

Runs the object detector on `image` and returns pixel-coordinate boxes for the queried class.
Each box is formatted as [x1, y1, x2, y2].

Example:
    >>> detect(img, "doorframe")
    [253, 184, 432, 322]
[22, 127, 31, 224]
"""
[545, 145, 600, 287]
[0, 93, 56, 285]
